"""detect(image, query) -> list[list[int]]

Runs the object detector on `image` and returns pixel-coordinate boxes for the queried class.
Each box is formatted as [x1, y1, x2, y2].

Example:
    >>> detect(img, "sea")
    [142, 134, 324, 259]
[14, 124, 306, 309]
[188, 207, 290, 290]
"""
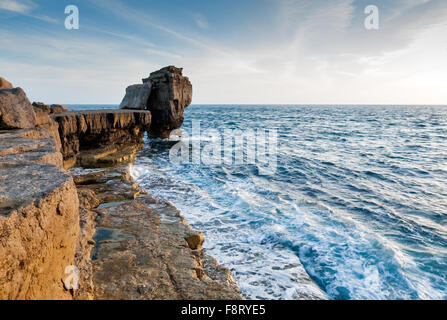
[68, 104, 447, 300]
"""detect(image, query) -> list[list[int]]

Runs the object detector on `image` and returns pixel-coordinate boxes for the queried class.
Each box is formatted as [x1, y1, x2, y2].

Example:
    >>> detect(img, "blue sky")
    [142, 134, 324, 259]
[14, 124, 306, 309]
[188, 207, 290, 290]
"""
[1, 0, 446, 104]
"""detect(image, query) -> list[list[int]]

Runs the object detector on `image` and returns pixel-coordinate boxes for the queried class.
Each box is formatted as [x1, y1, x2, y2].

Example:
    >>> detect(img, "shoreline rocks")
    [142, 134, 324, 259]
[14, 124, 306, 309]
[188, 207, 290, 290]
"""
[0, 76, 242, 300]
[72, 165, 242, 300]
[0, 88, 37, 129]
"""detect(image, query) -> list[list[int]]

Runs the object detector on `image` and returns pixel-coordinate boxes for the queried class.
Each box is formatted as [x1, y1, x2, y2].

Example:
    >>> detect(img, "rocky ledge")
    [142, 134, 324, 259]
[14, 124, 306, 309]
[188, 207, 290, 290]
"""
[73, 166, 241, 300]
[0, 71, 242, 300]
[51, 110, 151, 167]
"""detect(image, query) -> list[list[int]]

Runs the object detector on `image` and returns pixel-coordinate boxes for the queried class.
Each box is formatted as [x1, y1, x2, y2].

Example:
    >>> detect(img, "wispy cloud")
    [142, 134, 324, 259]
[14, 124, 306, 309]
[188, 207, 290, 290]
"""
[0, 0, 58, 24]
[2, 0, 447, 104]
[0, 0, 34, 14]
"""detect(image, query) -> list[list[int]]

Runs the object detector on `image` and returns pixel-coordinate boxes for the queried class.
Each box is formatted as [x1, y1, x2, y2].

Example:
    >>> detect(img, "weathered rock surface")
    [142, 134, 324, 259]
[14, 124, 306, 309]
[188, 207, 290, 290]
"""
[50, 104, 68, 114]
[0, 160, 80, 299]
[92, 196, 241, 300]
[32, 102, 51, 114]
[76, 144, 142, 168]
[69, 165, 241, 300]
[0, 88, 37, 129]
[120, 66, 192, 138]
[120, 83, 152, 110]
[0, 129, 63, 167]
[73, 207, 97, 300]
[0, 77, 13, 90]
[51, 110, 151, 161]
[33, 102, 68, 115]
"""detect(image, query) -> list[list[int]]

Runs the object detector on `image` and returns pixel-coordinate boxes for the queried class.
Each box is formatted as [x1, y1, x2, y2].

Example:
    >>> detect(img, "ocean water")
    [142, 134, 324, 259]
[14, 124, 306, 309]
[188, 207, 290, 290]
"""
[69, 104, 447, 300]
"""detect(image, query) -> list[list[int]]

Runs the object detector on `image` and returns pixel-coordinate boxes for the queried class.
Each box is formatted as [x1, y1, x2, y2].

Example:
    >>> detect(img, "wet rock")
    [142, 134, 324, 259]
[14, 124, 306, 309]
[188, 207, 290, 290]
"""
[120, 83, 152, 110]
[0, 77, 13, 90]
[0, 88, 37, 129]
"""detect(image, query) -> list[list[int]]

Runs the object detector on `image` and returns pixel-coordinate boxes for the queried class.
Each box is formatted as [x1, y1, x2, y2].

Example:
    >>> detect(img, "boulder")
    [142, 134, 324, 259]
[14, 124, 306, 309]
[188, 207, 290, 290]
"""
[50, 104, 68, 114]
[120, 82, 152, 110]
[32, 102, 51, 114]
[0, 88, 37, 129]
[0, 77, 13, 90]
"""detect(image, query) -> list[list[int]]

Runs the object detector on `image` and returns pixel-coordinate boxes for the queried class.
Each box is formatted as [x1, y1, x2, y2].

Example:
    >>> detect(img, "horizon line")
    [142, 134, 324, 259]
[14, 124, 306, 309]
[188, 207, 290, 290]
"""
[64, 103, 447, 107]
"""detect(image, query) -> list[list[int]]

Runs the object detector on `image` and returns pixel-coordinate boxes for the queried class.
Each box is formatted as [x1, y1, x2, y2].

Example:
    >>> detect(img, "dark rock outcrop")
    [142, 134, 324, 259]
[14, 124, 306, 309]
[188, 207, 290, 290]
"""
[51, 110, 151, 161]
[0, 88, 37, 129]
[120, 66, 192, 138]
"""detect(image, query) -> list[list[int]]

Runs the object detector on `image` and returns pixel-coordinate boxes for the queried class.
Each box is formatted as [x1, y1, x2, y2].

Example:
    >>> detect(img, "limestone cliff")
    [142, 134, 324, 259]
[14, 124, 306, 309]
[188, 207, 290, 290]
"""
[0, 78, 241, 300]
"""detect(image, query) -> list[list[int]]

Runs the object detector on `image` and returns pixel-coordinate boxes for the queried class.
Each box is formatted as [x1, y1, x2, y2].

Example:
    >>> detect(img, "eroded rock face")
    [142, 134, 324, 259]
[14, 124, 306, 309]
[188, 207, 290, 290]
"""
[0, 88, 37, 129]
[120, 66, 192, 138]
[52, 110, 151, 161]
[0, 77, 13, 90]
[0, 129, 63, 167]
[144, 66, 192, 138]
[120, 83, 152, 110]
[0, 160, 80, 299]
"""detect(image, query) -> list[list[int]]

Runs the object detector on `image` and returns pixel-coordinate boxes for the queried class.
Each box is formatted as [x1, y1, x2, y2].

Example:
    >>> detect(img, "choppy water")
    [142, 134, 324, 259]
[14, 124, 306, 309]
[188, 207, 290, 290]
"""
[70, 104, 447, 300]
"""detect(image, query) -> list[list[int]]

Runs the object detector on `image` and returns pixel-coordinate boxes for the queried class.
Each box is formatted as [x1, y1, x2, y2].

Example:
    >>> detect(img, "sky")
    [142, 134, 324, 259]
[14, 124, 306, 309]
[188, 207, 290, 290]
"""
[0, 0, 446, 104]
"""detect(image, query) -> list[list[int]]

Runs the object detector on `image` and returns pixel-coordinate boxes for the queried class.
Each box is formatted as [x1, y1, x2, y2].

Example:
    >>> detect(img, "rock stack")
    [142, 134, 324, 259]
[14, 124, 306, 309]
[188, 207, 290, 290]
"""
[120, 66, 192, 138]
